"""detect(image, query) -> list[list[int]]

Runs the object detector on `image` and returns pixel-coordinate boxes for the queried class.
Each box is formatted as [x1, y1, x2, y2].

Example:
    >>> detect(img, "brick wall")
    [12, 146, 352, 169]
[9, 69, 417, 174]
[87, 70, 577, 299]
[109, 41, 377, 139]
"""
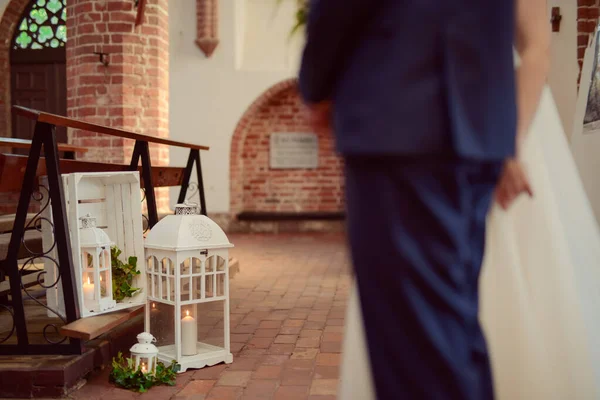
[578, 0, 600, 80]
[0, 0, 31, 214]
[66, 0, 170, 212]
[195, 0, 219, 57]
[230, 79, 344, 216]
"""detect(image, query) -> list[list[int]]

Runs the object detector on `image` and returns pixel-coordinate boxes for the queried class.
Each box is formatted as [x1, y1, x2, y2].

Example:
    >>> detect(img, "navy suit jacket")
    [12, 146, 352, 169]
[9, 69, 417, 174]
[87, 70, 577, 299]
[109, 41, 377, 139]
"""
[299, 1, 517, 161]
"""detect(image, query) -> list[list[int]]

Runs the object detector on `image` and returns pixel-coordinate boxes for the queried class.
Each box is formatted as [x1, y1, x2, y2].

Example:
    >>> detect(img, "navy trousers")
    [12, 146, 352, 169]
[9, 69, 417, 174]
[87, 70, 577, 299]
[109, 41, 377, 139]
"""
[344, 156, 502, 400]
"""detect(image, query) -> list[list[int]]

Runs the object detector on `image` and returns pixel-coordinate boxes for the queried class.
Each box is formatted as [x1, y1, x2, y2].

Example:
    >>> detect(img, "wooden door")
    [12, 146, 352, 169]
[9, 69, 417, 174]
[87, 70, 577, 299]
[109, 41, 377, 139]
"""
[11, 62, 67, 149]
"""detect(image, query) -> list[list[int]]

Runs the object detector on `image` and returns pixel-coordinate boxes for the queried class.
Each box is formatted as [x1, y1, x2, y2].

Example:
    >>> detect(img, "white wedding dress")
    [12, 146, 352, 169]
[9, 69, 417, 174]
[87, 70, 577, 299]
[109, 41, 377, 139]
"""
[338, 86, 600, 399]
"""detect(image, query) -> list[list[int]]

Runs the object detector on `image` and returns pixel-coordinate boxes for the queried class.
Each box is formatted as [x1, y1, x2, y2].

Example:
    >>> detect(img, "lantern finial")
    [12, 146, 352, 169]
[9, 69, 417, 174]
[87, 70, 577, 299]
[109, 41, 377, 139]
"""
[174, 201, 200, 216]
[79, 214, 97, 229]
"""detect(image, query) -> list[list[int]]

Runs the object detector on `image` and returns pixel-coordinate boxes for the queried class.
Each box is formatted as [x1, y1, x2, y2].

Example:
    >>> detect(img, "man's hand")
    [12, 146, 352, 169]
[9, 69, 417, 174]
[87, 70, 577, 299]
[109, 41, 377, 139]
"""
[306, 101, 332, 135]
[495, 158, 533, 210]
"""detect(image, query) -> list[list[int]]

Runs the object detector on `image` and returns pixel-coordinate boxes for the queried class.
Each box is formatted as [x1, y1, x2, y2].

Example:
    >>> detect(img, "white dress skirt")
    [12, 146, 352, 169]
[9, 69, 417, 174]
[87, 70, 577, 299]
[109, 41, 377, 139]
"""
[338, 87, 600, 399]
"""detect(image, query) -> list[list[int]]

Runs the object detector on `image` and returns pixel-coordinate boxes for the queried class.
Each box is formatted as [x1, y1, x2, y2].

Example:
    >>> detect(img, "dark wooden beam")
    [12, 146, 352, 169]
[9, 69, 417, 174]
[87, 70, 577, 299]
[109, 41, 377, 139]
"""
[0, 153, 185, 193]
[13, 105, 210, 151]
[0, 137, 88, 154]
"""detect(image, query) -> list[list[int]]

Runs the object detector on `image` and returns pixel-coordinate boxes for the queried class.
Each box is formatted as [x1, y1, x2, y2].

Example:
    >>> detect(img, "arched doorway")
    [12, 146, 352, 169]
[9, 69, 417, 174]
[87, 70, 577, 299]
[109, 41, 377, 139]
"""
[10, 0, 67, 149]
[229, 78, 345, 232]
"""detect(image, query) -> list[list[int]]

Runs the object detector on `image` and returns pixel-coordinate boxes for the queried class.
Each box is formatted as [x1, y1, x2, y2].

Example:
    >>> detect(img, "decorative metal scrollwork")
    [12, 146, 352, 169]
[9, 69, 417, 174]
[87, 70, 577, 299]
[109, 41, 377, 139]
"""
[0, 305, 15, 344]
[18, 185, 67, 345]
[186, 182, 200, 202]
[141, 188, 150, 234]
[142, 214, 150, 234]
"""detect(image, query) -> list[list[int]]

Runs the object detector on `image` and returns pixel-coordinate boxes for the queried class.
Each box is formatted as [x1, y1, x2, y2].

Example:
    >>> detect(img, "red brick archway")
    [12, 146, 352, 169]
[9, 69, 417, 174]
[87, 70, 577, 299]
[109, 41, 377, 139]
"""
[0, 0, 30, 140]
[229, 78, 344, 217]
[578, 2, 600, 82]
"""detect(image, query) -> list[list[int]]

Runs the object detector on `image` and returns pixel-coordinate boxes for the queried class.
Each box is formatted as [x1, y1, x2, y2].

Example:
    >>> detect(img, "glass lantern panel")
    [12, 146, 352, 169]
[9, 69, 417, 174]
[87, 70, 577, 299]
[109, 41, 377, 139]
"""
[147, 256, 157, 273]
[168, 276, 175, 301]
[216, 256, 226, 272]
[216, 273, 225, 297]
[149, 301, 174, 353]
[139, 357, 152, 373]
[205, 257, 215, 273]
[99, 270, 109, 298]
[205, 274, 214, 298]
[153, 272, 160, 300]
[168, 259, 175, 276]
[160, 258, 174, 301]
[192, 276, 202, 300]
[98, 249, 105, 271]
[196, 302, 225, 349]
[147, 256, 158, 299]
[180, 258, 191, 276]
[103, 248, 111, 269]
[180, 275, 191, 302]
[159, 275, 167, 300]
[179, 259, 190, 302]
[82, 270, 96, 308]
[82, 250, 94, 271]
[192, 258, 202, 274]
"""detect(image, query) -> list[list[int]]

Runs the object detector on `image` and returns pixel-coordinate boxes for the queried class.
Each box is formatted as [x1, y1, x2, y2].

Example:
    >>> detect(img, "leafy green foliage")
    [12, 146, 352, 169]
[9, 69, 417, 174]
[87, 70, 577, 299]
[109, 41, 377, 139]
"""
[109, 352, 181, 393]
[290, 1, 308, 36]
[277, 0, 308, 36]
[111, 247, 141, 302]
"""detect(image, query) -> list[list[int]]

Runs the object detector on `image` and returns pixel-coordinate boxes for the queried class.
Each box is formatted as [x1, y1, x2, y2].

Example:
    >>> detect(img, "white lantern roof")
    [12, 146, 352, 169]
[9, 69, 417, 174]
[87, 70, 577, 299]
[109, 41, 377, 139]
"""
[79, 214, 112, 248]
[145, 203, 233, 251]
[130, 332, 158, 356]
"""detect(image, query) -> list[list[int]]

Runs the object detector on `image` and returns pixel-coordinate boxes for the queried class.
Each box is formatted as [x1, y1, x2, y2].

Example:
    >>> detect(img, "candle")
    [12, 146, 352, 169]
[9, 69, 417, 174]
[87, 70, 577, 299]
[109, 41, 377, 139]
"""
[181, 310, 197, 356]
[140, 362, 147, 373]
[83, 277, 94, 301]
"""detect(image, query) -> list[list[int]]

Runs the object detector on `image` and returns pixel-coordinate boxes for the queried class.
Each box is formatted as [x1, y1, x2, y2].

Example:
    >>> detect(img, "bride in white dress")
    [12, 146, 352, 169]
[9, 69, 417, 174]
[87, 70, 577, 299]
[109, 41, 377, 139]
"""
[338, 4, 600, 400]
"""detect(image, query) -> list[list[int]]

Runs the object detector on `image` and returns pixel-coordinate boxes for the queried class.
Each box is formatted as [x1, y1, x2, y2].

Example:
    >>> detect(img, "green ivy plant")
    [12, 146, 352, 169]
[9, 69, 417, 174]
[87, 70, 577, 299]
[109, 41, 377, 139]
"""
[290, 0, 308, 36]
[111, 247, 141, 302]
[277, 0, 308, 36]
[109, 352, 180, 393]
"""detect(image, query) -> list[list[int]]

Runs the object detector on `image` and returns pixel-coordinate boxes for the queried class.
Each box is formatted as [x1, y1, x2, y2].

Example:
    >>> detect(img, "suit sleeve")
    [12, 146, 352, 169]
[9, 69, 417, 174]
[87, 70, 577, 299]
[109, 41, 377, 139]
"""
[298, 0, 376, 104]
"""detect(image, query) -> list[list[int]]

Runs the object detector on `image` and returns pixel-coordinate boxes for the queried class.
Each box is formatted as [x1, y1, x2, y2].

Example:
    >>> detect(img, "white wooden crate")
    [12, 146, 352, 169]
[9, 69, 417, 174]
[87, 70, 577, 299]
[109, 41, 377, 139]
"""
[42, 172, 146, 319]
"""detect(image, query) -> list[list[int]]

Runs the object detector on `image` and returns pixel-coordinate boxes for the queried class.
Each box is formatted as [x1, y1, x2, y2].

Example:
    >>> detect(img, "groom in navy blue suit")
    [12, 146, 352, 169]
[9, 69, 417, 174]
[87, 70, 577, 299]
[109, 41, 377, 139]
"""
[299, 1, 524, 399]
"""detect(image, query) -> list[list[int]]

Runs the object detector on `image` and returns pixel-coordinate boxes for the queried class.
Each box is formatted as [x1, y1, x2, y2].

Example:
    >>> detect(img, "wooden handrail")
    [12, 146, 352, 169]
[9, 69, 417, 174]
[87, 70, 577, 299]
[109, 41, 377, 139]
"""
[0, 137, 89, 154]
[0, 153, 186, 193]
[13, 105, 210, 151]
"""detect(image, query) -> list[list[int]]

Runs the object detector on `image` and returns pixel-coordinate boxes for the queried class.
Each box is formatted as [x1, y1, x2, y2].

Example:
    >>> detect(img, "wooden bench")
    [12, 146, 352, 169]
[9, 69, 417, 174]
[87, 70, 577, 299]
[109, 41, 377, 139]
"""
[60, 306, 145, 341]
[0, 137, 88, 160]
[0, 153, 186, 193]
[237, 211, 345, 221]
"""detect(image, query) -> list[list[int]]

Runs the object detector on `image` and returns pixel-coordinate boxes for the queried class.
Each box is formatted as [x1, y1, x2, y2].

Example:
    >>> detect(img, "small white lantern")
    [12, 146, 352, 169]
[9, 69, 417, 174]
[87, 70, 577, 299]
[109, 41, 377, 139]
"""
[79, 214, 116, 313]
[144, 203, 233, 372]
[130, 332, 159, 375]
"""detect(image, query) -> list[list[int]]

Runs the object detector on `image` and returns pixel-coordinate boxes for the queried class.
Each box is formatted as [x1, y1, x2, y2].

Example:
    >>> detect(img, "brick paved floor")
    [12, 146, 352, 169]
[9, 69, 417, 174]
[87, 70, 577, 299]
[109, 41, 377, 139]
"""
[68, 233, 351, 400]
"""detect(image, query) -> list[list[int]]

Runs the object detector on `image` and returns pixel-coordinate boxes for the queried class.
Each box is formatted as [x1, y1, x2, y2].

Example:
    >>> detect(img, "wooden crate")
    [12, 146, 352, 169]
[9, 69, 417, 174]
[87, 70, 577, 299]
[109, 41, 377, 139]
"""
[42, 172, 146, 319]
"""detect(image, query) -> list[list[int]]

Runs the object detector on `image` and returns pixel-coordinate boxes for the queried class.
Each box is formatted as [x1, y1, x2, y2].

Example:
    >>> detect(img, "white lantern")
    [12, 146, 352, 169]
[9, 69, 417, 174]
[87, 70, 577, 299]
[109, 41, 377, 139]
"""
[130, 332, 159, 375]
[79, 214, 116, 313]
[144, 203, 234, 372]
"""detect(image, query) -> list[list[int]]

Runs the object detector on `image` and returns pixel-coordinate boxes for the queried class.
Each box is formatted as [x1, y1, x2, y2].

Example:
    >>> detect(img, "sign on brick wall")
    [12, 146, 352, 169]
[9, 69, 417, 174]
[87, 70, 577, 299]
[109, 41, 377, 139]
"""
[270, 132, 319, 169]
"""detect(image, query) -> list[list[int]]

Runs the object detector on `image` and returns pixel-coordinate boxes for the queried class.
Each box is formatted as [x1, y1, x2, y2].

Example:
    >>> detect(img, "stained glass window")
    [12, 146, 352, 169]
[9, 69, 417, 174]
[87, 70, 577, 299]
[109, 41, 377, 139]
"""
[13, 0, 67, 50]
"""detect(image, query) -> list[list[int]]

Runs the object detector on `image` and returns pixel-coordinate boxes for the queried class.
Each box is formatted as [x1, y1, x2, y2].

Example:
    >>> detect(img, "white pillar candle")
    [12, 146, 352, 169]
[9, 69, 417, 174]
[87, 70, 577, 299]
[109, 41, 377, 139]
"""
[83, 277, 94, 301]
[181, 310, 197, 356]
